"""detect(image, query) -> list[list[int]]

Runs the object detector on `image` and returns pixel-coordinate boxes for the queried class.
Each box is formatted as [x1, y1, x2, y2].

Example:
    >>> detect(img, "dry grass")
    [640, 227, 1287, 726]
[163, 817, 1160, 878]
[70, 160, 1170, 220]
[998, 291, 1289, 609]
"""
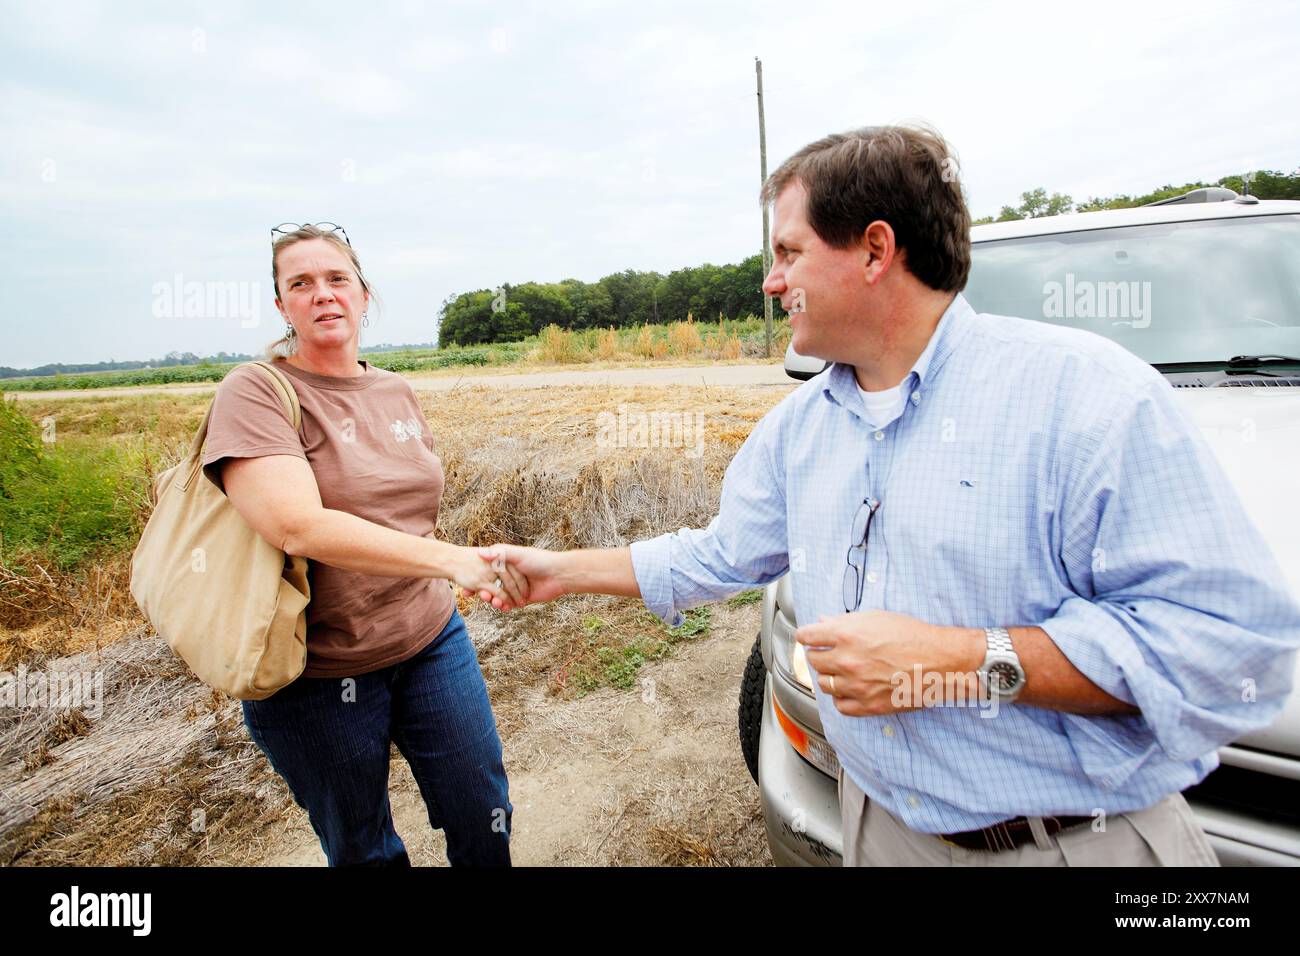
[0, 555, 140, 670]
[595, 327, 619, 360]
[632, 325, 655, 359]
[535, 325, 585, 364]
[0, 634, 295, 866]
[668, 317, 703, 357]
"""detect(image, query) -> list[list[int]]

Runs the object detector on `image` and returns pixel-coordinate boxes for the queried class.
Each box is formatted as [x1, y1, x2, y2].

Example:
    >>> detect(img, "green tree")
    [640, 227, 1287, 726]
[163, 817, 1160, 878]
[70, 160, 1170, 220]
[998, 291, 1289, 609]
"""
[509, 282, 574, 335]
[437, 290, 496, 346]
[996, 187, 1074, 221]
[559, 279, 613, 329]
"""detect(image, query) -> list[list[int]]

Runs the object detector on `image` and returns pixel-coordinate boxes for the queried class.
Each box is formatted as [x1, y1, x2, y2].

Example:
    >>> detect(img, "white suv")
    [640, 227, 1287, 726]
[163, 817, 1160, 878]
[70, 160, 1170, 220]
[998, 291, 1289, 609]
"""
[740, 192, 1300, 866]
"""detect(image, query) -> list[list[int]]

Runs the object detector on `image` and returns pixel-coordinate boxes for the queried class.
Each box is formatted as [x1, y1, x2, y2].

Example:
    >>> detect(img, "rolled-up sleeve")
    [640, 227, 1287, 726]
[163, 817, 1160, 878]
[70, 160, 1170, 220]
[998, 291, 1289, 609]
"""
[200, 364, 306, 494]
[1040, 379, 1300, 788]
[630, 409, 791, 627]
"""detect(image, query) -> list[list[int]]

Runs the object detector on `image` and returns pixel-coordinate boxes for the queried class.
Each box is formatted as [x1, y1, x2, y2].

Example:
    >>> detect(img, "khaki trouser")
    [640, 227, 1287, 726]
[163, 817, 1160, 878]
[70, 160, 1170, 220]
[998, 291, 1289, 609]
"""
[838, 769, 1220, 866]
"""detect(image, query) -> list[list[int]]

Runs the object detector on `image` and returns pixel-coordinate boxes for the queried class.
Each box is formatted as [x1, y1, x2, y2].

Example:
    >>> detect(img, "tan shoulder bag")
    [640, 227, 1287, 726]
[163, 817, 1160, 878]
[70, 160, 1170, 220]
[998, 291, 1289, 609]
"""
[129, 361, 310, 700]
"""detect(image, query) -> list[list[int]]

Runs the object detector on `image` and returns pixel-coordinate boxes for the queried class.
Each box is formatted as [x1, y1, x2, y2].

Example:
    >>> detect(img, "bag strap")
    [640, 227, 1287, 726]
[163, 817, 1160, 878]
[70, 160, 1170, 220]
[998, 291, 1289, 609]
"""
[177, 360, 304, 492]
[248, 360, 304, 434]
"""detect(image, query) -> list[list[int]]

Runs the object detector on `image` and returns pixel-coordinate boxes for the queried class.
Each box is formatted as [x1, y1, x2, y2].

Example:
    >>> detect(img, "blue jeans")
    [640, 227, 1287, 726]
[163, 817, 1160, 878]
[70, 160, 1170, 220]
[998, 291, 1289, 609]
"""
[242, 609, 512, 866]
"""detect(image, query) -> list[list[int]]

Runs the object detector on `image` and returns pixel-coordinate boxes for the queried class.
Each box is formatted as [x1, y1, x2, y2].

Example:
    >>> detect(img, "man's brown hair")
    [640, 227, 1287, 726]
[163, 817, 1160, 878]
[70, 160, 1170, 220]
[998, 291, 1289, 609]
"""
[760, 124, 971, 292]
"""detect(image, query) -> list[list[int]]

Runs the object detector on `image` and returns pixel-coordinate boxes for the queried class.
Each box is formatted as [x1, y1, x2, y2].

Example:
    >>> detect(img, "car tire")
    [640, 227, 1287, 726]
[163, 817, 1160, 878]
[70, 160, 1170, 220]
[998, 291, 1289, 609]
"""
[738, 634, 765, 784]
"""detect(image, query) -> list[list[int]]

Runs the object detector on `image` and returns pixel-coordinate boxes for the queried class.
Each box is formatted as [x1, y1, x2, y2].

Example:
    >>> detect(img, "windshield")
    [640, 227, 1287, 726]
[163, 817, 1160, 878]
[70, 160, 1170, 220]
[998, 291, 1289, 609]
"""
[963, 213, 1300, 366]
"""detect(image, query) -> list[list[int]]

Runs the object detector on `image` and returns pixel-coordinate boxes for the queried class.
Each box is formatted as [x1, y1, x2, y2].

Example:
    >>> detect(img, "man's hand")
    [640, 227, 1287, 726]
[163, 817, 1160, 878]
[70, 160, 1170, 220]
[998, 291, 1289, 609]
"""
[796, 610, 984, 717]
[445, 543, 530, 609]
[474, 543, 569, 610]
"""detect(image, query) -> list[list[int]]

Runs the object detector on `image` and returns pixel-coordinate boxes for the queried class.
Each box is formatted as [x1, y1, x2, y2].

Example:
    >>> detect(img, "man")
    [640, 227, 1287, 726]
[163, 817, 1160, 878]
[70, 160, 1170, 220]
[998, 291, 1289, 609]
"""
[480, 125, 1300, 865]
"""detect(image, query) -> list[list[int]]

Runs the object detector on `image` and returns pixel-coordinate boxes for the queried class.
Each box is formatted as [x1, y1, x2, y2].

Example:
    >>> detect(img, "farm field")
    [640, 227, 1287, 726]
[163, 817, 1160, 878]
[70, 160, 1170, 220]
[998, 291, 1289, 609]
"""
[0, 376, 799, 866]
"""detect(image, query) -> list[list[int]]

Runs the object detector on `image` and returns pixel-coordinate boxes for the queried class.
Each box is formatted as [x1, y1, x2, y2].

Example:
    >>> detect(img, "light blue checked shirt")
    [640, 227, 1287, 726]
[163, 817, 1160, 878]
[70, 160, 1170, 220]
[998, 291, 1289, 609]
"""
[630, 292, 1300, 833]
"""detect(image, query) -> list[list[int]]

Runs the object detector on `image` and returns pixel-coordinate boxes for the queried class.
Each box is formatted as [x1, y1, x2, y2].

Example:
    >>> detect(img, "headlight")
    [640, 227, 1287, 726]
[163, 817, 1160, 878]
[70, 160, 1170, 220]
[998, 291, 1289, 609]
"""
[770, 597, 814, 694]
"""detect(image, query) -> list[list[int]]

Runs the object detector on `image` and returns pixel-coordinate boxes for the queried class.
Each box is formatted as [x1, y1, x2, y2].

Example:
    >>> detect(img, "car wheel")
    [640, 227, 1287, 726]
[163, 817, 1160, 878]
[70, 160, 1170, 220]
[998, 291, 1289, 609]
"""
[738, 634, 765, 784]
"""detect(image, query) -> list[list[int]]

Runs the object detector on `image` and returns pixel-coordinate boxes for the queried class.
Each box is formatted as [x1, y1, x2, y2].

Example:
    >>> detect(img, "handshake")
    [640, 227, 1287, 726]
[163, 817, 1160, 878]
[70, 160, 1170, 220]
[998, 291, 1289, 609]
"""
[451, 543, 566, 612]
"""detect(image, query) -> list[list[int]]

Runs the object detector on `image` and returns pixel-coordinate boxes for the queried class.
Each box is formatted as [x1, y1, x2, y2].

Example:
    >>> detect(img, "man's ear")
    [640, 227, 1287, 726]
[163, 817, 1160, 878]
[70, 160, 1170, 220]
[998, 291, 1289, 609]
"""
[860, 220, 897, 287]
[274, 298, 287, 321]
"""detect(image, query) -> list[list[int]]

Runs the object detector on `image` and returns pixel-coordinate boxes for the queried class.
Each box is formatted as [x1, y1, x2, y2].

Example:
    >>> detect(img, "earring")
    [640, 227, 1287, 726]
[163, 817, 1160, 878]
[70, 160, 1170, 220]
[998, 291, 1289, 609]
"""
[285, 323, 296, 338]
[362, 312, 370, 329]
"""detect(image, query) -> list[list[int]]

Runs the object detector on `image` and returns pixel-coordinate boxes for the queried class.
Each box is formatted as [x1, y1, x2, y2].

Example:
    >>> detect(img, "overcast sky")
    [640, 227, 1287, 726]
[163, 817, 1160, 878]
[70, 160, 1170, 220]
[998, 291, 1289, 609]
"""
[2, 0, 1296, 368]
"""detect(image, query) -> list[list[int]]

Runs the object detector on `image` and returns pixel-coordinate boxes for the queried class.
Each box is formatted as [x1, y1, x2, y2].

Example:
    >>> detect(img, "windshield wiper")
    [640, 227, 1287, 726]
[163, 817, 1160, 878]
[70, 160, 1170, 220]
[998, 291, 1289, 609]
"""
[1221, 355, 1300, 376]
[1153, 356, 1300, 380]
[1227, 354, 1300, 367]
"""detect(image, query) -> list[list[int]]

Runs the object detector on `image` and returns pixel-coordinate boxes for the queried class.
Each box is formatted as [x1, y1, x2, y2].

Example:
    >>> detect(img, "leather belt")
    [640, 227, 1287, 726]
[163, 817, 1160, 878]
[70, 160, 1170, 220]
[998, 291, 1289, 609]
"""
[938, 814, 1093, 852]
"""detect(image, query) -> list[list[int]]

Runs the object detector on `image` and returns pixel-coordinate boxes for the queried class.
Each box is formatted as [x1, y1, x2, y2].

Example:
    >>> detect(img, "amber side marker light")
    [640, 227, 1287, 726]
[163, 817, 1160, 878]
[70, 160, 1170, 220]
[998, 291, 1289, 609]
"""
[772, 692, 809, 759]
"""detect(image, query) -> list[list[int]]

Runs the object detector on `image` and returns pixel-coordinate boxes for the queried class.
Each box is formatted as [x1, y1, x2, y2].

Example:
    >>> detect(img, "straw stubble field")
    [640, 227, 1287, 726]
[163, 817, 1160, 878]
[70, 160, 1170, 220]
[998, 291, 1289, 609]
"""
[0, 378, 797, 866]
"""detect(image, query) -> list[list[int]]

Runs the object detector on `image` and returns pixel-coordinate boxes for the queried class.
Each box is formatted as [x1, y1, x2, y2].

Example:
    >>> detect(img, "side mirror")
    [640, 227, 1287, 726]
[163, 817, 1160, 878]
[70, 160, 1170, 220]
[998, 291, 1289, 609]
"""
[783, 340, 829, 381]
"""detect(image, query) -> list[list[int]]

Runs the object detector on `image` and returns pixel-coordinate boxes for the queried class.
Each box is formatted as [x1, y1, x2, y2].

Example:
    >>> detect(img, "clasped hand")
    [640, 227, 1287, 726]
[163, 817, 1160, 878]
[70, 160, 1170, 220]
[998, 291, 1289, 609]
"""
[461, 543, 566, 611]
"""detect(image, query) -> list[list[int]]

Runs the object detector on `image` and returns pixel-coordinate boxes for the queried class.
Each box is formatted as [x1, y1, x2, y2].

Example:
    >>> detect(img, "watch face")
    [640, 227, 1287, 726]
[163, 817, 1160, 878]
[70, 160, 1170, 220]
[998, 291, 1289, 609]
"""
[988, 662, 1021, 693]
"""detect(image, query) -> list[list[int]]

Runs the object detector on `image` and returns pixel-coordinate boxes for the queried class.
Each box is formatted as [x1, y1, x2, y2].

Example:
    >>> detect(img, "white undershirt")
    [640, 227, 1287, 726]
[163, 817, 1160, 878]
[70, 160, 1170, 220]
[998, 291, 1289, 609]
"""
[856, 380, 908, 430]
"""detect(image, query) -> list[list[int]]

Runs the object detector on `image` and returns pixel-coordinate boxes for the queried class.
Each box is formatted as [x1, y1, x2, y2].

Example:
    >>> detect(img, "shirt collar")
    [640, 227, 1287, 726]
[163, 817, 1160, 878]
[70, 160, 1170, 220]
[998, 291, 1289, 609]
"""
[822, 292, 976, 411]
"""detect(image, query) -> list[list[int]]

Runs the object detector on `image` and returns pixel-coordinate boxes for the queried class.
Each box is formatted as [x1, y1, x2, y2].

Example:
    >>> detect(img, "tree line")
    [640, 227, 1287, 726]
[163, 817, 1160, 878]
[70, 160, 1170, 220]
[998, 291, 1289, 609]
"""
[973, 167, 1299, 223]
[3, 342, 436, 381]
[0, 351, 255, 380]
[437, 254, 776, 347]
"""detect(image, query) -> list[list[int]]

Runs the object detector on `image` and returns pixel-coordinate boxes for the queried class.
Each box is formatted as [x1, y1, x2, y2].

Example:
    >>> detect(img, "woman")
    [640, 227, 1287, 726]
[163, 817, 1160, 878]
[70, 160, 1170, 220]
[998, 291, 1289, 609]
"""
[199, 223, 527, 866]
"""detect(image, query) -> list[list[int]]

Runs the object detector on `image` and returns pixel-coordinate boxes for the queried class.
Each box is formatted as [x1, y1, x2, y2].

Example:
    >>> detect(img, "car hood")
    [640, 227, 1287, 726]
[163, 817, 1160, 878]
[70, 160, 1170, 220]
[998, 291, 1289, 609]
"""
[1176, 388, 1300, 757]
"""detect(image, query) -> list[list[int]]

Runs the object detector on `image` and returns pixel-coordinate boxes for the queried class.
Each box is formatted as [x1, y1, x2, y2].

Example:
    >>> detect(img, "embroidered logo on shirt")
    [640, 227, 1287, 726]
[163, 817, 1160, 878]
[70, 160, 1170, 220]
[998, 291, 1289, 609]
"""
[389, 417, 423, 442]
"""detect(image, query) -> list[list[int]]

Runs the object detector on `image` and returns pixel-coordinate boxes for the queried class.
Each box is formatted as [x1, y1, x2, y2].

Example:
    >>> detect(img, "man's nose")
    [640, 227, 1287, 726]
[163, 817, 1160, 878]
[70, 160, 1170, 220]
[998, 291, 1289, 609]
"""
[762, 264, 785, 296]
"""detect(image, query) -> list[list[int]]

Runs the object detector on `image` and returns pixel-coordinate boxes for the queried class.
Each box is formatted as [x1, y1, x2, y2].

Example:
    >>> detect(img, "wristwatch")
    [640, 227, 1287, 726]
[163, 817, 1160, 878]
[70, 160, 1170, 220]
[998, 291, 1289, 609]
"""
[978, 627, 1025, 702]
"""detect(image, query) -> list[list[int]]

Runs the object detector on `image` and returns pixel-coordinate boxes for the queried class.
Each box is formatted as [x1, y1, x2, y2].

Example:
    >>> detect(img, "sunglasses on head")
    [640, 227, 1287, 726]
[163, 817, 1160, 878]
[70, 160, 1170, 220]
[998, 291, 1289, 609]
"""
[270, 221, 351, 246]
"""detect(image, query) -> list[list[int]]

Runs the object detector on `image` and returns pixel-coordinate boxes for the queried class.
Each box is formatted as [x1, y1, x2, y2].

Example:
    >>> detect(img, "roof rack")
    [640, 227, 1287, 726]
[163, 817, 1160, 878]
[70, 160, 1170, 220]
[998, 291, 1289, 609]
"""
[1145, 186, 1241, 206]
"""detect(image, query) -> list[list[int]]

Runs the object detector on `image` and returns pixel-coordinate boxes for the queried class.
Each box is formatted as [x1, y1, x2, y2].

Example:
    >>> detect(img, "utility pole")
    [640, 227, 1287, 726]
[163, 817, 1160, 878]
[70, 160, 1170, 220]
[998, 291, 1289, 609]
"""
[755, 57, 772, 358]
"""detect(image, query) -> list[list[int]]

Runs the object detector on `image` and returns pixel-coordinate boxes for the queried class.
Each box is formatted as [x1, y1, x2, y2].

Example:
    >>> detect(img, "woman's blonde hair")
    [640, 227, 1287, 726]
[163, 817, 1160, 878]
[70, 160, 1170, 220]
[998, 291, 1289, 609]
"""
[263, 225, 379, 359]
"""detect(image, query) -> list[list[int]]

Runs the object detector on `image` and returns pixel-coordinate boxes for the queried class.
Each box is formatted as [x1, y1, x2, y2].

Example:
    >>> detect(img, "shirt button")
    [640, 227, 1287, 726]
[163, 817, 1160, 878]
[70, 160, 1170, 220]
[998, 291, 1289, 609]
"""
[874, 430, 885, 441]
[882, 725, 895, 738]
[907, 795, 920, 809]
[866, 571, 878, 584]
[910, 392, 921, 406]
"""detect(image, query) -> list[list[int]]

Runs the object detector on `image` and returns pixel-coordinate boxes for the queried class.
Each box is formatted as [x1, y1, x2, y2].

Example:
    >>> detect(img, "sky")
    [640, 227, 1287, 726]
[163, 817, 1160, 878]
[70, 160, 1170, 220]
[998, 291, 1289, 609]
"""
[2, 0, 1297, 369]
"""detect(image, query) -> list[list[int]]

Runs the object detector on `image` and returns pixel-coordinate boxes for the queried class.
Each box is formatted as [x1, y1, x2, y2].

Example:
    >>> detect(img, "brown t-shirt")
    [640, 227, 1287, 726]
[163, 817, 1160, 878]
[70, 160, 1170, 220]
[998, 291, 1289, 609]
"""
[199, 357, 455, 677]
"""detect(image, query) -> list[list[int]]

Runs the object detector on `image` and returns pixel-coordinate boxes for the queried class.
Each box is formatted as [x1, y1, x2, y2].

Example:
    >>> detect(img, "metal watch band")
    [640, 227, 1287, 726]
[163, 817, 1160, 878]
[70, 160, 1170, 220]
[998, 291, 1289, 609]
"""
[984, 626, 1014, 656]
[981, 626, 1024, 700]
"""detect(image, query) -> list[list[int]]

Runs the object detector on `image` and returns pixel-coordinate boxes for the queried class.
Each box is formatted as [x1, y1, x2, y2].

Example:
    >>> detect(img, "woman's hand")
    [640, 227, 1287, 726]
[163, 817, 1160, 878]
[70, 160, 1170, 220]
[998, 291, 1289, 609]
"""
[474, 544, 569, 610]
[447, 545, 529, 609]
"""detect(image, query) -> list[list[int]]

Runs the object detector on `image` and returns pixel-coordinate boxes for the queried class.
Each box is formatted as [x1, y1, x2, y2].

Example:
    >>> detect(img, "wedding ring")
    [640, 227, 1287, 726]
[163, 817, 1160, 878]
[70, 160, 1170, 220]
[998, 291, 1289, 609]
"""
[494, 577, 503, 590]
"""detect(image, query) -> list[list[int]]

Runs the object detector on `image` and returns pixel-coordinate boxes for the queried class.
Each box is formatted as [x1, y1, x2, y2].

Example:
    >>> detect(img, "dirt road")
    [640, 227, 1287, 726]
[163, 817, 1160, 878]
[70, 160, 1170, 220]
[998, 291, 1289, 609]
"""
[5, 362, 796, 401]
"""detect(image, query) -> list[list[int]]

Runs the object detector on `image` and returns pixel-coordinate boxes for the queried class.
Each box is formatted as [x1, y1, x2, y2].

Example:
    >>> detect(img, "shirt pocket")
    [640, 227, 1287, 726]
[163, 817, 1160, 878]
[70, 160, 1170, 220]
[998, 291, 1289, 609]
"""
[886, 448, 1038, 590]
